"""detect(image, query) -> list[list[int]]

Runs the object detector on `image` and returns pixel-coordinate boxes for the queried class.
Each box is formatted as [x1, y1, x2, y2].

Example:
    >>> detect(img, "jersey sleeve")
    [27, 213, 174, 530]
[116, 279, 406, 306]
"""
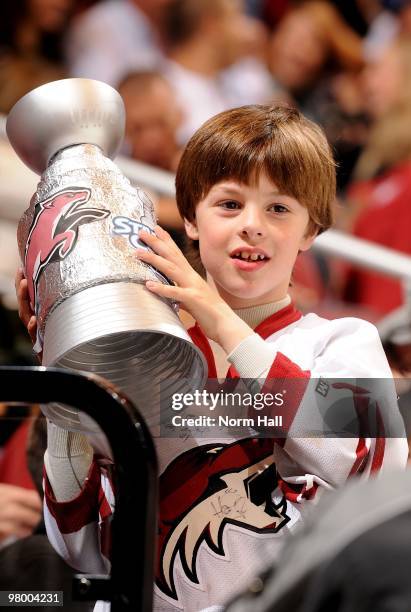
[43, 457, 114, 574]
[228, 317, 408, 499]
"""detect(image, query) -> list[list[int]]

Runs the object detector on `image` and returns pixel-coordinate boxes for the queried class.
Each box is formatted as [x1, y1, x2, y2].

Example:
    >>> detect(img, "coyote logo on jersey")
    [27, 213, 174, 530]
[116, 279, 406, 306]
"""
[25, 187, 110, 310]
[157, 438, 289, 601]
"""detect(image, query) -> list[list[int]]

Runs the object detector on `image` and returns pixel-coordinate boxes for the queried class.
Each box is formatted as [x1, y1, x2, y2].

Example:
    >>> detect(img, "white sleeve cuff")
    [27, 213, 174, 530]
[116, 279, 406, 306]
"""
[227, 333, 276, 379]
[47, 421, 92, 458]
[45, 421, 93, 502]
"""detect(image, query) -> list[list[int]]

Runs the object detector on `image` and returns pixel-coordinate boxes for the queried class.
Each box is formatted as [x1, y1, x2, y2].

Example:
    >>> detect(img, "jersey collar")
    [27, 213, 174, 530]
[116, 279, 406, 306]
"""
[188, 303, 302, 378]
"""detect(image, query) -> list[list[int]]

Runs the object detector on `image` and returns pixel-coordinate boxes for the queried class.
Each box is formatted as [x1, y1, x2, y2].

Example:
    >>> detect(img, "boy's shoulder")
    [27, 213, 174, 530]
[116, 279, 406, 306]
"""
[270, 310, 379, 339]
[266, 312, 387, 376]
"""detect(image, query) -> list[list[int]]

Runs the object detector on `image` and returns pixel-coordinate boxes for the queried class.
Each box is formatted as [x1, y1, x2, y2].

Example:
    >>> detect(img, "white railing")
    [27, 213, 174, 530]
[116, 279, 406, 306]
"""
[1, 113, 410, 337]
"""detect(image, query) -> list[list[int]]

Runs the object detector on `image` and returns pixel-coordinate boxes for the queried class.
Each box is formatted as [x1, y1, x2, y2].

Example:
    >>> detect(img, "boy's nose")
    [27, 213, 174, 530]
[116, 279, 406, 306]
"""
[241, 228, 263, 239]
[239, 216, 265, 240]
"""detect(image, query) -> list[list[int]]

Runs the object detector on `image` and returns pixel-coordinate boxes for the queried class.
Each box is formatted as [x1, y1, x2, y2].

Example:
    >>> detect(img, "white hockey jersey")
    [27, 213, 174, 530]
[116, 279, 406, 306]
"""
[44, 304, 408, 611]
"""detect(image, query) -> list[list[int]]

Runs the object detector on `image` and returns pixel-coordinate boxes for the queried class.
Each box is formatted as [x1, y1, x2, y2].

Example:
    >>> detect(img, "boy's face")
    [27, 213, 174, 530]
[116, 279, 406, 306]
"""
[184, 173, 316, 308]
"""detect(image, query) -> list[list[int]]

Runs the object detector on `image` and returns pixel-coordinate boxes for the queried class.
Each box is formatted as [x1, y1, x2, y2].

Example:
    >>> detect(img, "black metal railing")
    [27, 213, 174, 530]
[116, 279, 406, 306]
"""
[0, 366, 158, 611]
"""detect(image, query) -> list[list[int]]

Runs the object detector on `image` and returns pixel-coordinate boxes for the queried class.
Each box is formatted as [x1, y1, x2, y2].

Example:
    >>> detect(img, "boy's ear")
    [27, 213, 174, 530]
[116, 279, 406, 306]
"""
[184, 217, 199, 240]
[299, 226, 318, 252]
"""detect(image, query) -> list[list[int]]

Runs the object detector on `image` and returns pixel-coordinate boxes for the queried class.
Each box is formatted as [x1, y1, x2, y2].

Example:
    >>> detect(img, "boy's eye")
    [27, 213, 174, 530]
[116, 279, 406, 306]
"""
[270, 204, 289, 214]
[220, 200, 241, 210]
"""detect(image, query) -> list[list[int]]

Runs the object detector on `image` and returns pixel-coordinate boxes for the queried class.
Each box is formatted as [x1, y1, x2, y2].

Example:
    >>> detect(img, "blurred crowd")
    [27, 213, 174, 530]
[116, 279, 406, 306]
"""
[2, 0, 411, 356]
[1, 0, 411, 571]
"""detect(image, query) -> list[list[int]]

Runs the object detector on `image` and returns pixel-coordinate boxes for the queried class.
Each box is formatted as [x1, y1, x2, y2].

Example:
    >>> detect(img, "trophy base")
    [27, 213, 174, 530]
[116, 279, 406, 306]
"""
[41, 282, 207, 435]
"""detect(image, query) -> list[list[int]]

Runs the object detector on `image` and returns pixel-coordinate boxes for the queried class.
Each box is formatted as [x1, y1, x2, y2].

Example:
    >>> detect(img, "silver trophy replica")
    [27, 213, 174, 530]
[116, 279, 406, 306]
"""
[7, 78, 207, 435]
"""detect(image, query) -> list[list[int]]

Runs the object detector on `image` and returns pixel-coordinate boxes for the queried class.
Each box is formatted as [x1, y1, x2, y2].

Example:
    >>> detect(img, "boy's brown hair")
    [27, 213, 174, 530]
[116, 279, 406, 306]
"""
[176, 105, 336, 272]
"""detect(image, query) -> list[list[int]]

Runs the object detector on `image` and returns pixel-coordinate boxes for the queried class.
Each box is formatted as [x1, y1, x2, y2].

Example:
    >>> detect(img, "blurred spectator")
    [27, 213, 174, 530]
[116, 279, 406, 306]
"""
[0, 481, 41, 547]
[244, 0, 266, 18]
[119, 71, 183, 172]
[262, 0, 292, 29]
[264, 2, 367, 313]
[118, 70, 185, 238]
[340, 37, 411, 317]
[364, 0, 411, 61]
[0, 406, 42, 548]
[327, 70, 370, 190]
[0, 0, 74, 113]
[264, 0, 370, 34]
[219, 3, 275, 109]
[65, 0, 172, 86]
[162, 0, 275, 144]
[0, 299, 41, 550]
[269, 2, 363, 107]
[268, 3, 366, 190]
[330, 0, 370, 34]
[0, 413, 95, 610]
[363, 1, 400, 60]
[396, 0, 411, 31]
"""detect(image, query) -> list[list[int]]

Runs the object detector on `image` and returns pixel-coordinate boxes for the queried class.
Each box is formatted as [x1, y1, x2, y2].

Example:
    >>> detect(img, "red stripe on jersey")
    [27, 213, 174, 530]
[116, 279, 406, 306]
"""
[334, 382, 386, 476]
[278, 478, 319, 503]
[370, 405, 385, 473]
[254, 303, 302, 339]
[98, 489, 112, 521]
[348, 391, 370, 476]
[227, 303, 303, 379]
[262, 352, 310, 447]
[44, 459, 102, 534]
[349, 437, 368, 476]
[333, 382, 373, 477]
[97, 466, 114, 559]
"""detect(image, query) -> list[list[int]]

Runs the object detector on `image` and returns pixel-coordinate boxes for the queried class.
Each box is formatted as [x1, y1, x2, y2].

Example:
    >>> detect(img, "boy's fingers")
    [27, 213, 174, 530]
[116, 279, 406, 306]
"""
[15, 274, 37, 339]
[136, 249, 184, 283]
[145, 281, 184, 303]
[16, 277, 28, 300]
[14, 267, 24, 293]
[27, 316, 38, 344]
[17, 279, 33, 325]
[141, 227, 181, 257]
[138, 232, 171, 259]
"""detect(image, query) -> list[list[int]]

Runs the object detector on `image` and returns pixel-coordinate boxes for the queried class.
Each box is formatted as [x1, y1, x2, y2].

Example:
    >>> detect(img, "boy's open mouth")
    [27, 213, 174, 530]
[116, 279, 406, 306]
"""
[229, 248, 269, 262]
[229, 248, 270, 271]
[231, 252, 268, 261]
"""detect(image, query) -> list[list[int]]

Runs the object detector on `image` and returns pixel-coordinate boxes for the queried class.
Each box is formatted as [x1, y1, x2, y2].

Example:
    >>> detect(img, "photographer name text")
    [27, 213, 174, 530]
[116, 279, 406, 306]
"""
[171, 415, 282, 427]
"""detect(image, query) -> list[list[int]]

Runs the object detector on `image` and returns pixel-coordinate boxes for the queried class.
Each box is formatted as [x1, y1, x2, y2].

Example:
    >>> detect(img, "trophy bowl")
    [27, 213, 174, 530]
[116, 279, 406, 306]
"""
[8, 78, 207, 436]
[6, 78, 125, 174]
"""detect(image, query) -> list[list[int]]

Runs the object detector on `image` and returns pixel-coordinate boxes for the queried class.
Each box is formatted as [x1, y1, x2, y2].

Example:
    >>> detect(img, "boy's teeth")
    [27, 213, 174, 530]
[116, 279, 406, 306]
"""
[236, 252, 266, 261]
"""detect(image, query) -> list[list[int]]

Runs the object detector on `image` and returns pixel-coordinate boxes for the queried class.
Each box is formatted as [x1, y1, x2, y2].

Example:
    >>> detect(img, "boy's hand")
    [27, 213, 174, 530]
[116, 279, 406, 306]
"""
[15, 268, 37, 345]
[136, 226, 253, 353]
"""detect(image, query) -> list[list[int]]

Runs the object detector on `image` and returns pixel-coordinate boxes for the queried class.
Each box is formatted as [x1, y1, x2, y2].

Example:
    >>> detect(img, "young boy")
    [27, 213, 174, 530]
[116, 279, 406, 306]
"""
[18, 105, 407, 611]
